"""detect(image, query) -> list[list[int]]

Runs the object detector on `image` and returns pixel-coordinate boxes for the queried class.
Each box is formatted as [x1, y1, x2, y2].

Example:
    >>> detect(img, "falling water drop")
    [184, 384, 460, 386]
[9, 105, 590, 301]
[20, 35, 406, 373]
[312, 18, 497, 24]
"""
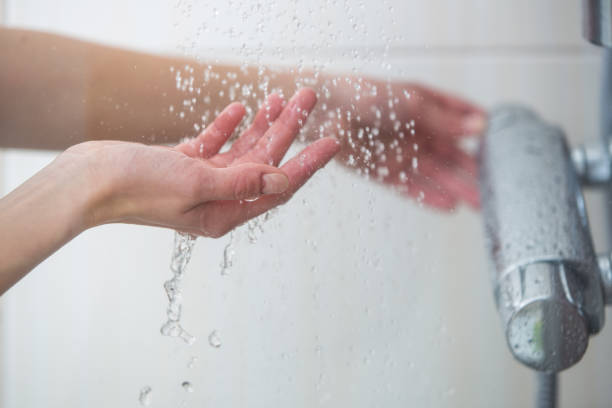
[187, 356, 198, 368]
[182, 381, 194, 393]
[161, 232, 197, 344]
[220, 232, 236, 275]
[139, 386, 152, 406]
[208, 330, 222, 348]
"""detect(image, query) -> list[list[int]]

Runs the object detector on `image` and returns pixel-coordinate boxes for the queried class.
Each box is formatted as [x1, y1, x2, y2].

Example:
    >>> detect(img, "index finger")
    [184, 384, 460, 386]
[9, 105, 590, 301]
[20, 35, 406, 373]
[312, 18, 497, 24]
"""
[236, 88, 317, 166]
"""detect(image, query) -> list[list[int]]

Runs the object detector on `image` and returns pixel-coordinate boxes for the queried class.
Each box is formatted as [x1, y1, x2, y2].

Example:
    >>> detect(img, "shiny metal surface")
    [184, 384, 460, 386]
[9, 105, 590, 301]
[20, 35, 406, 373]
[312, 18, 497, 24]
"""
[503, 263, 589, 371]
[536, 372, 557, 408]
[598, 252, 612, 304]
[583, 0, 612, 47]
[479, 106, 605, 372]
[601, 49, 612, 250]
[571, 140, 612, 185]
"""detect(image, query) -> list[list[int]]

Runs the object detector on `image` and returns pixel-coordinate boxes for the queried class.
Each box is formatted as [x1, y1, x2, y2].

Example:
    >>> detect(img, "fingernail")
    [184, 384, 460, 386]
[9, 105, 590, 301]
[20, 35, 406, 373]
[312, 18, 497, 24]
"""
[262, 173, 289, 194]
[463, 114, 486, 134]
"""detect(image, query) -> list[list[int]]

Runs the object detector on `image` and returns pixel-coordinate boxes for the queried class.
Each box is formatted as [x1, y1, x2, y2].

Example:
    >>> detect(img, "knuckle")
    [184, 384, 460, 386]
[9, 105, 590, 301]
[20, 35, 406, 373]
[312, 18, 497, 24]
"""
[209, 120, 223, 138]
[232, 171, 259, 199]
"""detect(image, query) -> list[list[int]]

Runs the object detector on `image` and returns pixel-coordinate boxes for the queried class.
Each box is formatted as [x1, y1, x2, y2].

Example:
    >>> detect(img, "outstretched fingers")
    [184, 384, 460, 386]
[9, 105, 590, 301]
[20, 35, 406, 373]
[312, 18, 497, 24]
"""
[236, 88, 318, 166]
[404, 84, 486, 139]
[193, 137, 340, 237]
[260, 137, 341, 202]
[230, 94, 286, 158]
[177, 102, 246, 159]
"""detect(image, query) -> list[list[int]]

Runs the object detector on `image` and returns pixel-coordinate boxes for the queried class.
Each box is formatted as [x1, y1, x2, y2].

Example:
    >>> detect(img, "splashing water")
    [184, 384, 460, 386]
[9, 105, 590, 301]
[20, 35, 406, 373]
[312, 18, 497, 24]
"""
[131, 1, 441, 407]
[160, 231, 197, 345]
[139, 386, 152, 406]
[220, 231, 235, 275]
[170, 0, 421, 203]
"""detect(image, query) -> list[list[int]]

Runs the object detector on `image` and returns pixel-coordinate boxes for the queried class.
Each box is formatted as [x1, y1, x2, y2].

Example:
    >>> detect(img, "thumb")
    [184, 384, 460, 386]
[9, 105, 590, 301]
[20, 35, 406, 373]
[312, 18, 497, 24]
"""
[205, 164, 289, 201]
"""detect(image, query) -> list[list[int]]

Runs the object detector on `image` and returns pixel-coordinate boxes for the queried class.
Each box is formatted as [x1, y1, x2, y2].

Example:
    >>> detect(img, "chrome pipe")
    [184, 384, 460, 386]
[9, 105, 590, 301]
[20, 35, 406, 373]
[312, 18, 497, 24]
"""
[583, 0, 612, 47]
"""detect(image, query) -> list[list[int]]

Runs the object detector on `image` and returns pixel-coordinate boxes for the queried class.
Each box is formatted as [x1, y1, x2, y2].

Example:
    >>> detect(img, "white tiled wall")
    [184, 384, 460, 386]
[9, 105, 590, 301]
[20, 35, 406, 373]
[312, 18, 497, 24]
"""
[1, 1, 611, 407]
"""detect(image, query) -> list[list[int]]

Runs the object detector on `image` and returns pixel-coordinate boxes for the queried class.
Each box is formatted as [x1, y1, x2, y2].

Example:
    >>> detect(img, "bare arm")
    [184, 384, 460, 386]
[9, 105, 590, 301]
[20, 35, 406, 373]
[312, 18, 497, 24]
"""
[0, 89, 339, 294]
[0, 27, 299, 150]
[0, 27, 487, 209]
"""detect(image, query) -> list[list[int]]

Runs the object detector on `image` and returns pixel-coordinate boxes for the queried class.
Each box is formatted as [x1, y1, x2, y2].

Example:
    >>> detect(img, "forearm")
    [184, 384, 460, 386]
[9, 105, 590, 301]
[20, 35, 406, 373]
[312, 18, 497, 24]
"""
[0, 27, 312, 150]
[0, 157, 94, 293]
[0, 27, 194, 149]
[0, 87, 339, 293]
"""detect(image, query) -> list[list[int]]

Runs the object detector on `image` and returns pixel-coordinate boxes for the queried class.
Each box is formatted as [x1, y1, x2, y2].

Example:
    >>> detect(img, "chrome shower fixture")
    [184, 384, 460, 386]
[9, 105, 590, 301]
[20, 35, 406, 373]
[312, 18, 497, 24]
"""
[479, 107, 612, 372]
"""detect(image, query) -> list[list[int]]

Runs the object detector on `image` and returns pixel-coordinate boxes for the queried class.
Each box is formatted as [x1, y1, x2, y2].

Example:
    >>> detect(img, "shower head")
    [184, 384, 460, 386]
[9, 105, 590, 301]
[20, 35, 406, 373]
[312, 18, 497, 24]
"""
[479, 106, 606, 372]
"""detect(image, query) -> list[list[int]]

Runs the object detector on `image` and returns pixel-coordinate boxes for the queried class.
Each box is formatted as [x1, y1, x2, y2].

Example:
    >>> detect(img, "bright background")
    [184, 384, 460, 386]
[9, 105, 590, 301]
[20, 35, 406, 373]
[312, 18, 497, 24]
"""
[1, 1, 611, 406]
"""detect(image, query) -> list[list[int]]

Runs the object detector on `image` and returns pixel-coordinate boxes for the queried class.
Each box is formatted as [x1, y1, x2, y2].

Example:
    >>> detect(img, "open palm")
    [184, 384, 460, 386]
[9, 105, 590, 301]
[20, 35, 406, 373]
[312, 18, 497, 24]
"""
[64, 88, 339, 236]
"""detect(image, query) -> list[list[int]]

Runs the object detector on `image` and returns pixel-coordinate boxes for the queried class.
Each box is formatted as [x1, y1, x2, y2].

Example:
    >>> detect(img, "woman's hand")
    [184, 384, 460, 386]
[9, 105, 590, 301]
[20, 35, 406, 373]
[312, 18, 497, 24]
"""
[314, 78, 486, 210]
[0, 88, 338, 293]
[72, 88, 339, 237]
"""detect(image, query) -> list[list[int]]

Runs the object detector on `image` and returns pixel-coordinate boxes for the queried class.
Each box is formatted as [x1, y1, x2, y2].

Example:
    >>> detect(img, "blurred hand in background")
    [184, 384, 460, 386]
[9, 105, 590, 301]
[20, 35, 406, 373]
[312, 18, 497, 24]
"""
[314, 78, 486, 210]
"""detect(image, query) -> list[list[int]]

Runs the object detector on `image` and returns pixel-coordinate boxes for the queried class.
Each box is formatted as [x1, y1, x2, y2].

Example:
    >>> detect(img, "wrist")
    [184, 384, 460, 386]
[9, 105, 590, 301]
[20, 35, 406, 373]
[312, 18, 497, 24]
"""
[53, 142, 116, 231]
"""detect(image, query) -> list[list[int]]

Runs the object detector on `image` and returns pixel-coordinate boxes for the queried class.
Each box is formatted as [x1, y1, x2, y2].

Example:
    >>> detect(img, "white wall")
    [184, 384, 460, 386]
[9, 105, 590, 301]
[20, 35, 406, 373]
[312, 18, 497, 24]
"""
[0, 0, 7, 402]
[1, 1, 611, 407]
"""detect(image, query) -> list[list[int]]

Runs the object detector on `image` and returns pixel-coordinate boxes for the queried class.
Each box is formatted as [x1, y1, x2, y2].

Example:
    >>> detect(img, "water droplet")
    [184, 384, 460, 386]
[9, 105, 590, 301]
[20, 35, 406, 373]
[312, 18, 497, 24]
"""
[220, 232, 235, 275]
[208, 330, 222, 348]
[182, 381, 194, 393]
[179, 329, 196, 345]
[187, 356, 198, 368]
[139, 386, 152, 406]
[161, 232, 197, 344]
